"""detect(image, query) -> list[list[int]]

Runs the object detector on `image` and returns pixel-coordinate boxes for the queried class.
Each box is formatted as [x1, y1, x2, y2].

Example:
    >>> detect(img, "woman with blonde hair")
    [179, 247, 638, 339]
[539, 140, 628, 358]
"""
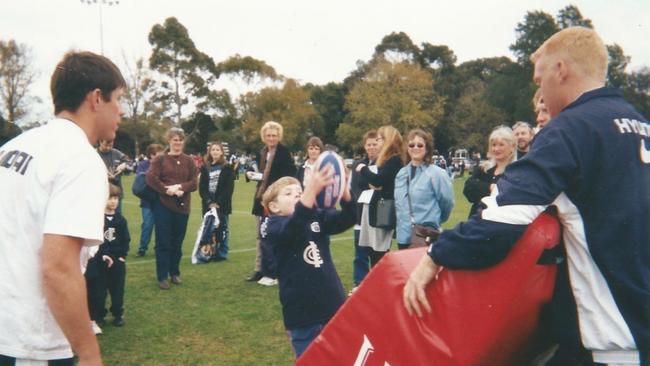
[463, 125, 516, 217]
[355, 125, 404, 267]
[245, 121, 296, 285]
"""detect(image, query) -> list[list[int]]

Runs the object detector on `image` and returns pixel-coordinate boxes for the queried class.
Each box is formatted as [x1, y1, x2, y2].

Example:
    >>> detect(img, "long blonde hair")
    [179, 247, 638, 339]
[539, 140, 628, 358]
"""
[375, 125, 405, 167]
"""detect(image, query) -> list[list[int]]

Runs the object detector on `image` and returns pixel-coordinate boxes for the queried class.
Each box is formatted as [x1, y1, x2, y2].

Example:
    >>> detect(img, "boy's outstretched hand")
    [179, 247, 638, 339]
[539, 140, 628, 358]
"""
[301, 165, 335, 208]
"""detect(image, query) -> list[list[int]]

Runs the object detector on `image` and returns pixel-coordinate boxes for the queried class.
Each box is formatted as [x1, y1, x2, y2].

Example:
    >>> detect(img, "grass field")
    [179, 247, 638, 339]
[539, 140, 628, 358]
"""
[98, 174, 471, 365]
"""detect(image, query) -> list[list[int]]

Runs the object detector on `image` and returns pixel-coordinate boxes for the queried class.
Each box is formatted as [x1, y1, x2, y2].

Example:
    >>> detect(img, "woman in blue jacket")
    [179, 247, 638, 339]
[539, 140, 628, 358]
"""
[394, 129, 454, 250]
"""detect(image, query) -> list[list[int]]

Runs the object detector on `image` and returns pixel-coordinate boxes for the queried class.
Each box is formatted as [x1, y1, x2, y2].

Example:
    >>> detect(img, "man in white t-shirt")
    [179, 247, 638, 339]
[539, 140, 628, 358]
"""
[0, 51, 125, 366]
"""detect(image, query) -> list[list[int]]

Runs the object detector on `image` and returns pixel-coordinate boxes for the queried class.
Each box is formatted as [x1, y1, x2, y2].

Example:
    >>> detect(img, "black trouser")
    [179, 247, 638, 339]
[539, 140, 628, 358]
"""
[369, 249, 387, 267]
[104, 259, 126, 319]
[86, 257, 126, 320]
[260, 239, 277, 278]
[0, 355, 74, 366]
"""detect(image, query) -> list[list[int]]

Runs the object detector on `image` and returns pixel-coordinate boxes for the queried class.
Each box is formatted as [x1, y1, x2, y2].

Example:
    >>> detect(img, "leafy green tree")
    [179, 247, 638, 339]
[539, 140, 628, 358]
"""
[510, 11, 559, 67]
[337, 60, 443, 151]
[122, 56, 155, 122]
[418, 43, 456, 75]
[556, 5, 593, 29]
[240, 79, 317, 151]
[374, 32, 419, 63]
[181, 112, 217, 154]
[606, 44, 630, 88]
[308, 82, 347, 144]
[148, 17, 217, 124]
[447, 79, 507, 153]
[623, 67, 650, 117]
[0, 39, 37, 124]
[215, 54, 279, 82]
[113, 119, 162, 158]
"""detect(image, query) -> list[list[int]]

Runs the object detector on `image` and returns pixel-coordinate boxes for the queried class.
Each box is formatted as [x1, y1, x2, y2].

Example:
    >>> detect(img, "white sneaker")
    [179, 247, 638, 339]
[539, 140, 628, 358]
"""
[91, 321, 103, 335]
[348, 286, 359, 297]
[257, 276, 278, 286]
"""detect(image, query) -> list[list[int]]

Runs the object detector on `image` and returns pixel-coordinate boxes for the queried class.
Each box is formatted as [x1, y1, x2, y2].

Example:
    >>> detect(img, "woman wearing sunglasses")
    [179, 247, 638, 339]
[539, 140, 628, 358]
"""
[394, 129, 454, 250]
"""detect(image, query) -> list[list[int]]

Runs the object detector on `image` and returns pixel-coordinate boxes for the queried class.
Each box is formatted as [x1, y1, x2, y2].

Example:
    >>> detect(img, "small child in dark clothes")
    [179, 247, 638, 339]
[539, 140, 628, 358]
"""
[86, 184, 130, 332]
[261, 166, 355, 358]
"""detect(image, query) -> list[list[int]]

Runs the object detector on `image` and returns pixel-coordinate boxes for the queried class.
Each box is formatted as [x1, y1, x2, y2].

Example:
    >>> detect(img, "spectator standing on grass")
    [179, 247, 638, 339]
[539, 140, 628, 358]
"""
[0, 50, 126, 366]
[97, 139, 131, 214]
[295, 136, 324, 188]
[394, 129, 454, 250]
[146, 127, 198, 290]
[135, 143, 164, 257]
[356, 125, 404, 267]
[199, 141, 235, 260]
[86, 184, 130, 335]
[463, 125, 516, 218]
[245, 121, 296, 286]
[349, 130, 377, 293]
[512, 121, 535, 159]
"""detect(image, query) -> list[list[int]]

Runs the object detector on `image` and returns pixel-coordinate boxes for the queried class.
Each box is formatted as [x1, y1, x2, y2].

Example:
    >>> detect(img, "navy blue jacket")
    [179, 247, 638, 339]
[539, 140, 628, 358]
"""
[264, 199, 356, 329]
[100, 213, 130, 259]
[430, 88, 649, 354]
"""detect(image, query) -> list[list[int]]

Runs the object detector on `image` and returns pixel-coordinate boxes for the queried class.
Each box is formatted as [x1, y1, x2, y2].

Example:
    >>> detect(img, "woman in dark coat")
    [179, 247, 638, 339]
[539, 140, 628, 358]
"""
[355, 125, 404, 267]
[245, 121, 296, 284]
[199, 141, 235, 260]
[463, 125, 516, 217]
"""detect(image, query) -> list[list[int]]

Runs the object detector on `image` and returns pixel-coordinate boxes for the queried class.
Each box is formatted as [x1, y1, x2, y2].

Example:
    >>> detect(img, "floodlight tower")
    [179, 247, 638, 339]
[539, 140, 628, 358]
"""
[80, 0, 120, 55]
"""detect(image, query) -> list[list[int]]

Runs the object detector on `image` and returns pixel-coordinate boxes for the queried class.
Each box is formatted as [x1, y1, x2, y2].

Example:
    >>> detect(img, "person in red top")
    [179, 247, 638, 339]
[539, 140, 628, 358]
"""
[146, 127, 198, 290]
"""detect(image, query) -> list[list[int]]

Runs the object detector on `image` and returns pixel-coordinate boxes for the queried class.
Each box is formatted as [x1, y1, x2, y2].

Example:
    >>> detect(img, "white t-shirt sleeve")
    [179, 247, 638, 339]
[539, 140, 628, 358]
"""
[43, 154, 108, 246]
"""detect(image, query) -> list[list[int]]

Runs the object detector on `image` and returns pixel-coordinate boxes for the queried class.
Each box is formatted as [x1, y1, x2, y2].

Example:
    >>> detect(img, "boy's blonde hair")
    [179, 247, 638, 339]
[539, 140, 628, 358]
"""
[531, 27, 608, 83]
[261, 176, 301, 214]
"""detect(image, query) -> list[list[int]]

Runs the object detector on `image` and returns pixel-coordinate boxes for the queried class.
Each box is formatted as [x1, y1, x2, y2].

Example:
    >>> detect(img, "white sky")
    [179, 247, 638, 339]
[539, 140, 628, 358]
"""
[2, 0, 649, 123]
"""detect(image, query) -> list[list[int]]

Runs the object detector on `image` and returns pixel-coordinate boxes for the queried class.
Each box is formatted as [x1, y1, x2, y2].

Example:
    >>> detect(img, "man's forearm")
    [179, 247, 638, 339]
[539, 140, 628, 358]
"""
[42, 234, 102, 365]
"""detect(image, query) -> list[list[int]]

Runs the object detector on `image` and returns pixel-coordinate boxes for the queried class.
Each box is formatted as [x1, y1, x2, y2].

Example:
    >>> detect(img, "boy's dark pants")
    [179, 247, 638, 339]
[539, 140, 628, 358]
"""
[104, 260, 126, 319]
[86, 257, 126, 320]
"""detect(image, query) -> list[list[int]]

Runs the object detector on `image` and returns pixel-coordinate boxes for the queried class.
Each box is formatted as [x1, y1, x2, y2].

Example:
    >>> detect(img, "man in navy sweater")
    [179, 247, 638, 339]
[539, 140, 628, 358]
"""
[404, 27, 649, 365]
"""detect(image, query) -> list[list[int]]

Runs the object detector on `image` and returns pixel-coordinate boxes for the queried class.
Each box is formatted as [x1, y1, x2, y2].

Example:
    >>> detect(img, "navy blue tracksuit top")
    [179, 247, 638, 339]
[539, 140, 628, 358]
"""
[264, 199, 356, 330]
[429, 88, 649, 356]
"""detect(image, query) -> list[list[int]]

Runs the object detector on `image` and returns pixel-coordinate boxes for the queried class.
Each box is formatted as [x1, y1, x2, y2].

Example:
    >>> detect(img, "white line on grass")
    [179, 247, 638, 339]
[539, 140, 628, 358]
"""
[126, 236, 353, 266]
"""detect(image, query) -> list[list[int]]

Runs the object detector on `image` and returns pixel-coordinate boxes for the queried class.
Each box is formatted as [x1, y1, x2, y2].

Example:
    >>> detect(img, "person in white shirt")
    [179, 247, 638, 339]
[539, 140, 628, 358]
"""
[0, 51, 126, 366]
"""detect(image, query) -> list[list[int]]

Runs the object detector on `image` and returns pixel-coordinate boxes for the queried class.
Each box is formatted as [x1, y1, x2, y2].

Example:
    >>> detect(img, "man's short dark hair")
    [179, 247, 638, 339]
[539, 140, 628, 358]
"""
[50, 51, 126, 114]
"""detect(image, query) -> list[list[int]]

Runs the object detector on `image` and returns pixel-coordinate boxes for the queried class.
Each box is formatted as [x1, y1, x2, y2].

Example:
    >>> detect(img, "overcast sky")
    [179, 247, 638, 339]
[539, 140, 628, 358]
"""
[2, 0, 649, 122]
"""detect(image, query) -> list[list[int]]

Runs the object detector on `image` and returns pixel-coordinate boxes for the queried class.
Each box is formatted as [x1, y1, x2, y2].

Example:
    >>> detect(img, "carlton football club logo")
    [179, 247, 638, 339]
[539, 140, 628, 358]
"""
[104, 227, 116, 242]
[354, 335, 392, 366]
[303, 241, 323, 268]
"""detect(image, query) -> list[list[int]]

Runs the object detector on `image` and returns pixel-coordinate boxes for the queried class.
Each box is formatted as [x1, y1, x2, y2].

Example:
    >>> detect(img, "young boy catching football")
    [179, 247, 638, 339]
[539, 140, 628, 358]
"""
[261, 167, 355, 358]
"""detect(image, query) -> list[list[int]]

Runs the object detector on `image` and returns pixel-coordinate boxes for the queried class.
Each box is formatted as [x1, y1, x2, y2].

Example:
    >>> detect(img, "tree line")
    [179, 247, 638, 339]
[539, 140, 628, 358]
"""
[1, 5, 649, 156]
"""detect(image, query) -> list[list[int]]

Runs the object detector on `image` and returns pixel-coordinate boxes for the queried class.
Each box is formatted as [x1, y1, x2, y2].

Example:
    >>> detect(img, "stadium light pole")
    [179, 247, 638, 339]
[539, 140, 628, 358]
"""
[80, 0, 120, 55]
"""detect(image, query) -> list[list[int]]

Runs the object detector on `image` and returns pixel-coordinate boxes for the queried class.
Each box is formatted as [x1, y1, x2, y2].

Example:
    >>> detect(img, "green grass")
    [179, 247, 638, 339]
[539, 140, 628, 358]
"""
[99, 174, 471, 365]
